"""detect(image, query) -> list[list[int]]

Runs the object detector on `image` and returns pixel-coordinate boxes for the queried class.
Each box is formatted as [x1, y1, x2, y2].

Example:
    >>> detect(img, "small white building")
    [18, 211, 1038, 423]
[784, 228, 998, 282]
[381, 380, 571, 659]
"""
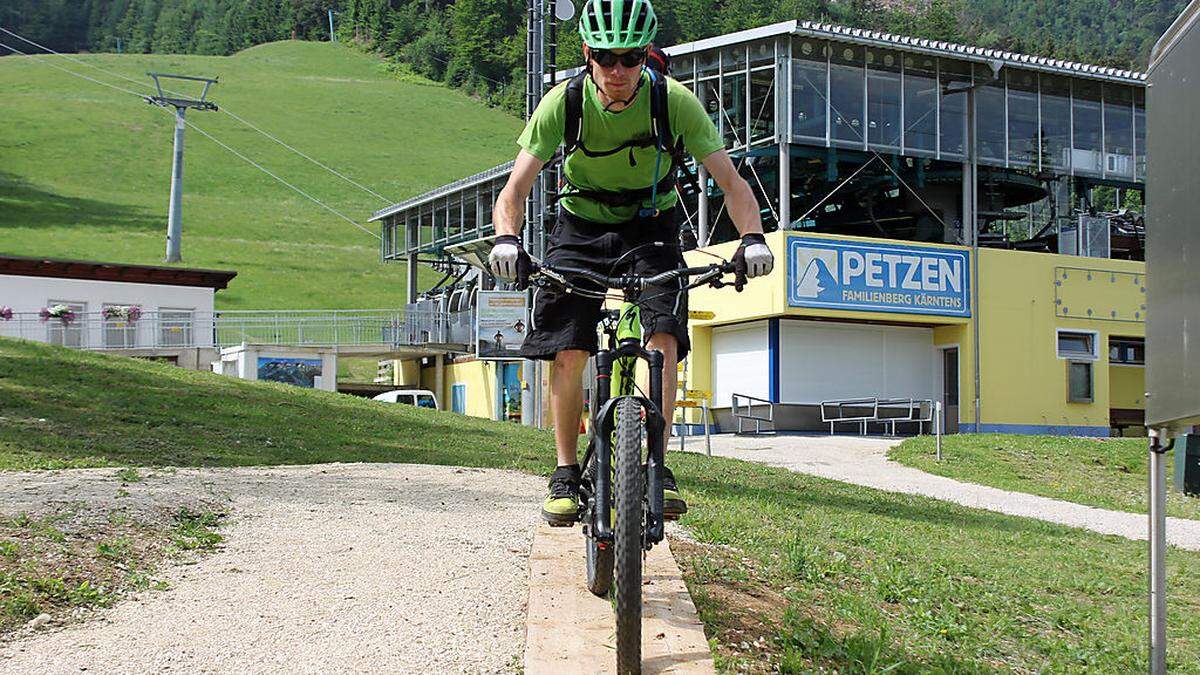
[0, 254, 237, 369]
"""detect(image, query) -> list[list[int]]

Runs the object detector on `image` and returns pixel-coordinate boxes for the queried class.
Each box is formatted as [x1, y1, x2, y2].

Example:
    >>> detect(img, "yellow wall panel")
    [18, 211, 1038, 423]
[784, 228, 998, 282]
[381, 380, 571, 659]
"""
[1110, 365, 1146, 410]
[1055, 266, 1147, 322]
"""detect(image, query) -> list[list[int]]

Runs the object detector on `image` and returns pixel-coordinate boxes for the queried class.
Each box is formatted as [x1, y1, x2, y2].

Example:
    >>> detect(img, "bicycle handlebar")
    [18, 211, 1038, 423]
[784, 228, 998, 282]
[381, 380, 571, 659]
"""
[532, 260, 743, 294]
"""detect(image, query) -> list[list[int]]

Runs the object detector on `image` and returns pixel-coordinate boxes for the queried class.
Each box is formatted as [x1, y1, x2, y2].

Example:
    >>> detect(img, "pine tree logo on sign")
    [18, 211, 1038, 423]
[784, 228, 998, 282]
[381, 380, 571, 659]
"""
[786, 236, 971, 317]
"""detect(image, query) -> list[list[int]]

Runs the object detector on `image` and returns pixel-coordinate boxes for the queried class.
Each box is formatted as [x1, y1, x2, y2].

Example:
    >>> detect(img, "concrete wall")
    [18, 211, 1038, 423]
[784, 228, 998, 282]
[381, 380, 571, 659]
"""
[218, 345, 338, 392]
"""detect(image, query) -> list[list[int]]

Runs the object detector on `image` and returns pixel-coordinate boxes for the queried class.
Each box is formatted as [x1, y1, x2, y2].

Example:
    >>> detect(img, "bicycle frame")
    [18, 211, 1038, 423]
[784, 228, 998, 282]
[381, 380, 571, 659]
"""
[585, 300, 667, 548]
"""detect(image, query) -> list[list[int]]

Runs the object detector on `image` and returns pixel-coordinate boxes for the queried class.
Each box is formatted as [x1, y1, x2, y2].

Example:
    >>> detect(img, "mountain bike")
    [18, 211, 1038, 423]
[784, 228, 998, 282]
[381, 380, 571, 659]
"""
[530, 258, 742, 674]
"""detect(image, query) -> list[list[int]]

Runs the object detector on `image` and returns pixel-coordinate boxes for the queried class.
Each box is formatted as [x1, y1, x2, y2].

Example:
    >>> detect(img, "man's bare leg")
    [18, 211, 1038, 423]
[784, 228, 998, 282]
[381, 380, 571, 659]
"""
[551, 349, 590, 466]
[645, 333, 678, 448]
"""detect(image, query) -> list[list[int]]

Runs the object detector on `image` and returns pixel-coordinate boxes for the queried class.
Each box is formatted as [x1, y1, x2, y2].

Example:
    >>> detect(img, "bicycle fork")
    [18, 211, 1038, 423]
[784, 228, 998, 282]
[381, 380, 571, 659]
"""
[590, 342, 667, 548]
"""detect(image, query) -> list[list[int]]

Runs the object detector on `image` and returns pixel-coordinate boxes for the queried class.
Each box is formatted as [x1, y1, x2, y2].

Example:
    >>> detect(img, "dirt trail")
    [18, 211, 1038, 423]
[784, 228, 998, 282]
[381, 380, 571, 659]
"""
[0, 463, 542, 673]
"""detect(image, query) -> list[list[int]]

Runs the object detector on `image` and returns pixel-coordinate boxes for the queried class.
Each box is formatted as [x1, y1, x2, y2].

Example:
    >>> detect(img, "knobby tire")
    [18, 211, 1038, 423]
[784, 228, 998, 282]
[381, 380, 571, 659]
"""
[614, 397, 644, 674]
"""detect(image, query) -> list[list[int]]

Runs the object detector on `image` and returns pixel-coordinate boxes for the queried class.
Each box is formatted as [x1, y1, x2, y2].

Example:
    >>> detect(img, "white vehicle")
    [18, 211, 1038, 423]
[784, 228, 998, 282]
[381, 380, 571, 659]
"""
[373, 389, 439, 410]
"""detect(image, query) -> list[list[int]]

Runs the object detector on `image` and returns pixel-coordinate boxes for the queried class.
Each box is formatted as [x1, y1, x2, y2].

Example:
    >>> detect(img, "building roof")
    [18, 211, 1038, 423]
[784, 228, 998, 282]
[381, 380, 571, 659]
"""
[554, 20, 1147, 85]
[370, 161, 514, 223]
[0, 255, 238, 290]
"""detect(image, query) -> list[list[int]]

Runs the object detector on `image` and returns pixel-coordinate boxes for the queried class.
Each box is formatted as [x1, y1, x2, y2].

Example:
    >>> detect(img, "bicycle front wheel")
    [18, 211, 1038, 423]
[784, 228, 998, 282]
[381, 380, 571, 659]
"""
[613, 397, 644, 674]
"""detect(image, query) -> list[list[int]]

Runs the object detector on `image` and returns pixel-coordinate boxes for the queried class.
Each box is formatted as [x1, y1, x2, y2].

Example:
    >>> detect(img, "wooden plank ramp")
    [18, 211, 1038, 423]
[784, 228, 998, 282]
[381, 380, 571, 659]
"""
[524, 524, 715, 674]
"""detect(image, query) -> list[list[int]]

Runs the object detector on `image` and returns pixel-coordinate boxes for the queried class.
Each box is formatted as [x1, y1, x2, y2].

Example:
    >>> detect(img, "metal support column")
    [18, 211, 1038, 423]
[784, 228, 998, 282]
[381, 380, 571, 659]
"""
[435, 354, 445, 411]
[697, 166, 710, 245]
[778, 143, 790, 229]
[165, 107, 186, 263]
[966, 86, 983, 432]
[406, 252, 418, 304]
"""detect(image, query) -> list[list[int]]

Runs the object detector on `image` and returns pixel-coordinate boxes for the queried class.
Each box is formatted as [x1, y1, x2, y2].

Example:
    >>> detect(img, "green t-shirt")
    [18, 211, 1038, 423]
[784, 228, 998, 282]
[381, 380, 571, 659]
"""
[517, 71, 724, 224]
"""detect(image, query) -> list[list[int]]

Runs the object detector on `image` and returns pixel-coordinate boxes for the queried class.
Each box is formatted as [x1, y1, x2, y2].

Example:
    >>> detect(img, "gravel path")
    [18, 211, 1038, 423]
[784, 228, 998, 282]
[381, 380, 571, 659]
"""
[701, 434, 1200, 551]
[0, 463, 543, 673]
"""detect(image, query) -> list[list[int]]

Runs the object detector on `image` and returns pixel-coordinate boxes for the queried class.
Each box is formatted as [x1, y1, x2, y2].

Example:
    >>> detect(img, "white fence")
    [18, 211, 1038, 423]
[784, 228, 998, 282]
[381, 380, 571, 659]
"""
[0, 309, 461, 351]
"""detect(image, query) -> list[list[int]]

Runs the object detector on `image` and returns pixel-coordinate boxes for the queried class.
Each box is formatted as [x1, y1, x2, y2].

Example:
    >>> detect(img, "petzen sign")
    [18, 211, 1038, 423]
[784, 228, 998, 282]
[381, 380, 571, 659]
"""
[787, 237, 971, 317]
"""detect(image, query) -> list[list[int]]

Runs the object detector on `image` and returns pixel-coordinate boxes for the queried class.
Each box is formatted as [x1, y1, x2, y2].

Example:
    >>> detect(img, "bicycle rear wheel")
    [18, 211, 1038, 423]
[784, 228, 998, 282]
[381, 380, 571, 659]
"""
[613, 397, 644, 674]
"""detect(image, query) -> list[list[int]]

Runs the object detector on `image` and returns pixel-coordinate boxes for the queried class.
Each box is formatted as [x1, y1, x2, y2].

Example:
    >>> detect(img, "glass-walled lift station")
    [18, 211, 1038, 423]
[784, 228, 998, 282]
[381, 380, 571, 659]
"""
[373, 19, 1147, 296]
[370, 20, 1150, 436]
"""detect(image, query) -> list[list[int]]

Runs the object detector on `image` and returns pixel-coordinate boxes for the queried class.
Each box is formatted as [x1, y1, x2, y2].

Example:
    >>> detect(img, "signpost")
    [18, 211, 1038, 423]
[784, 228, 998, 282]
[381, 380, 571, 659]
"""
[1145, 4, 1200, 671]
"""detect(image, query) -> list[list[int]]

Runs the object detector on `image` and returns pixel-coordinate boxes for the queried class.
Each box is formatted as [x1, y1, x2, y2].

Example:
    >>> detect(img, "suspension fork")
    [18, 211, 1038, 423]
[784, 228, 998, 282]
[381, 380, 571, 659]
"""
[593, 341, 667, 547]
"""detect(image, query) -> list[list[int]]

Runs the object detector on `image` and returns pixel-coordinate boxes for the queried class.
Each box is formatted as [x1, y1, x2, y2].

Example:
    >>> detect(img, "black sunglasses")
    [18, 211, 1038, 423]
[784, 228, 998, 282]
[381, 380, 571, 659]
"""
[589, 48, 647, 69]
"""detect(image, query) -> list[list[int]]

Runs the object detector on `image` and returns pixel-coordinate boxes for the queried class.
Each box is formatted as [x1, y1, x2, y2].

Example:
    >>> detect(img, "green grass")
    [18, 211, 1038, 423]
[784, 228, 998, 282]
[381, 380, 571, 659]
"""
[0, 42, 522, 309]
[3, 337, 1200, 671]
[889, 434, 1200, 521]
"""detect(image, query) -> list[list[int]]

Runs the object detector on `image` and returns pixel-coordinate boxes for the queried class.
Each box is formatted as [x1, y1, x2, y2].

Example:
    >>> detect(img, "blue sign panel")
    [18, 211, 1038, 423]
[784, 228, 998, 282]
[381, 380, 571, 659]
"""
[787, 237, 971, 317]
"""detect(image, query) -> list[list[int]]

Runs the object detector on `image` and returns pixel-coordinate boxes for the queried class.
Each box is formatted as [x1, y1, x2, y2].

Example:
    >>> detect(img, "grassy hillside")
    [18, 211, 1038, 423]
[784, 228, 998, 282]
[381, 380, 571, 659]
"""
[891, 434, 1200, 520]
[3, 337, 1200, 671]
[0, 41, 522, 309]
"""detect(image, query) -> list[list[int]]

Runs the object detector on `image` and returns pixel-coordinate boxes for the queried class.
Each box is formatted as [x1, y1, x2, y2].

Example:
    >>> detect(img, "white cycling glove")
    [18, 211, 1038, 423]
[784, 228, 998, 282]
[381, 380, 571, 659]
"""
[488, 234, 531, 285]
[734, 233, 774, 279]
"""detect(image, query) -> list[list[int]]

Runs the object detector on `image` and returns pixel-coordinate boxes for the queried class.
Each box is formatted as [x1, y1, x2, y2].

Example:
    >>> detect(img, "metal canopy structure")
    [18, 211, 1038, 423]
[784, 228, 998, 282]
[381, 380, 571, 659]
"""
[372, 19, 1148, 293]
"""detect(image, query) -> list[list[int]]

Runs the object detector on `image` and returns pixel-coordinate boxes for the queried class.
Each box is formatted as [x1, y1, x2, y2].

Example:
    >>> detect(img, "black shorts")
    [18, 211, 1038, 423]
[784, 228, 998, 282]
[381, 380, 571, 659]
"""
[521, 208, 690, 361]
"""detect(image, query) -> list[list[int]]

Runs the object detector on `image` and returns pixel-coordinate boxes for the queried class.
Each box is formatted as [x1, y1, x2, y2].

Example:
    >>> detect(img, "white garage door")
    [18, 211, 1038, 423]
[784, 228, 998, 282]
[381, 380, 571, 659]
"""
[712, 321, 769, 408]
[778, 321, 934, 404]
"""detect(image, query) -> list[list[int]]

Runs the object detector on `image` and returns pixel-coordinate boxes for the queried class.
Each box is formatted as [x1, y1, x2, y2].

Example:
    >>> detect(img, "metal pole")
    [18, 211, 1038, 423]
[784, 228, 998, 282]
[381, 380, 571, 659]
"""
[165, 107, 186, 263]
[967, 86, 982, 433]
[778, 142, 790, 229]
[328, 9, 336, 41]
[703, 400, 711, 457]
[1149, 431, 1174, 675]
[697, 165, 710, 245]
[521, 0, 546, 428]
[935, 400, 943, 461]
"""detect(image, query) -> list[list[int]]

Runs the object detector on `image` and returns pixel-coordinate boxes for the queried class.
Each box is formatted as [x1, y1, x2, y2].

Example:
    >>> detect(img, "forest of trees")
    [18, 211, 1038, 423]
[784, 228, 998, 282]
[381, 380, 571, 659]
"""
[1, 0, 1189, 114]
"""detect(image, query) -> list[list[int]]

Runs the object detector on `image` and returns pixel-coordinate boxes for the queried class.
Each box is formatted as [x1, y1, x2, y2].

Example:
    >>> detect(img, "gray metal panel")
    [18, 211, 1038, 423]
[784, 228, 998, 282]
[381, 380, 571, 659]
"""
[1146, 0, 1200, 429]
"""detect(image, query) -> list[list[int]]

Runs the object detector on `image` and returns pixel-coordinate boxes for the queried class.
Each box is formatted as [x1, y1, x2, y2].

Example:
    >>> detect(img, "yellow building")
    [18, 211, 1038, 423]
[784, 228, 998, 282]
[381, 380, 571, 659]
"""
[680, 231, 1144, 436]
[401, 230, 1144, 437]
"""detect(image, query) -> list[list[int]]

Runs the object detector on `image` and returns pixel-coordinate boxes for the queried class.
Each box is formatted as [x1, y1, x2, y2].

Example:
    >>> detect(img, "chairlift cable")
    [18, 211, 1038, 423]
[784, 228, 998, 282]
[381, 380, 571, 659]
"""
[0, 25, 397, 207]
[1, 40, 380, 243]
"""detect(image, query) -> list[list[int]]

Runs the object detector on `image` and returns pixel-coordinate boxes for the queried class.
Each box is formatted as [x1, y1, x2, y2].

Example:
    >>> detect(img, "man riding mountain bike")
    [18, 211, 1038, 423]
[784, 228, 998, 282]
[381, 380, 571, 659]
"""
[489, 0, 773, 525]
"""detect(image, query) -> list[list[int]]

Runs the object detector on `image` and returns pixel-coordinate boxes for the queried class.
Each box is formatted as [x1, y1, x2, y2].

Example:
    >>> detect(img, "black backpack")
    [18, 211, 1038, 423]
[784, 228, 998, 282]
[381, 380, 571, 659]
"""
[555, 67, 701, 210]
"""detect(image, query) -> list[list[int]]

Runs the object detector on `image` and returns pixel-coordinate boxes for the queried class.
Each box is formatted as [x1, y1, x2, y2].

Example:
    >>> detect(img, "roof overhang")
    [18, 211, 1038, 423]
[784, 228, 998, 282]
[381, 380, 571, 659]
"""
[551, 19, 1147, 85]
[0, 255, 237, 290]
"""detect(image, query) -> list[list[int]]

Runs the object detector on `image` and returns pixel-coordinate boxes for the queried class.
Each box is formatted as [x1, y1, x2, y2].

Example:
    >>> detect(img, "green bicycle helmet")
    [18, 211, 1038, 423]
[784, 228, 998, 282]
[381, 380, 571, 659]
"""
[578, 0, 658, 49]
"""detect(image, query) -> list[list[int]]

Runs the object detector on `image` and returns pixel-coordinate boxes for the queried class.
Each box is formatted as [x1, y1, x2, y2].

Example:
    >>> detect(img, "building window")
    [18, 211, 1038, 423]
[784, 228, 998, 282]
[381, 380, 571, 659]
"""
[103, 304, 137, 348]
[791, 38, 828, 142]
[1109, 337, 1145, 365]
[938, 59, 971, 158]
[1057, 330, 1097, 360]
[46, 301, 85, 347]
[1072, 80, 1104, 175]
[159, 309, 195, 347]
[1068, 361, 1094, 402]
[830, 44, 865, 146]
[902, 55, 937, 155]
[866, 48, 901, 149]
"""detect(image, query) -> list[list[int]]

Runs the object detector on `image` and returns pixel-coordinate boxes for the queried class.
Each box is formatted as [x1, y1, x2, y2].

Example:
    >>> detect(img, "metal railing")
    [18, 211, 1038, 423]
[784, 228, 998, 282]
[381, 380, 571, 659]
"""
[0, 309, 458, 351]
[820, 396, 934, 435]
[732, 393, 775, 435]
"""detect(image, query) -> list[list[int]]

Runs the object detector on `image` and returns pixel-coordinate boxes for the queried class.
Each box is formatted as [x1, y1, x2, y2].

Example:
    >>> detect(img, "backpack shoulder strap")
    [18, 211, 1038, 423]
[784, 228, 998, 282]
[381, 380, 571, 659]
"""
[562, 70, 588, 155]
[648, 71, 703, 193]
[647, 69, 671, 150]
